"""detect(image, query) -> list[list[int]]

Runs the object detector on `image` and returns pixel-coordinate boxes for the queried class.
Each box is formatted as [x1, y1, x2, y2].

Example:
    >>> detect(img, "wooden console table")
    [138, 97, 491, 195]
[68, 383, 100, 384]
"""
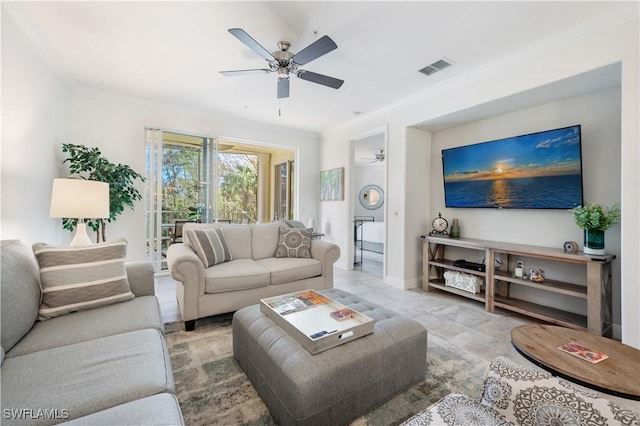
[512, 324, 640, 400]
[422, 236, 615, 335]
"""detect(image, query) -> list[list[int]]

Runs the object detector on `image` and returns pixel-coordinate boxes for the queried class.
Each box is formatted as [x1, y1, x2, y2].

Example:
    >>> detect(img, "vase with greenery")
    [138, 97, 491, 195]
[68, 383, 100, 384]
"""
[571, 202, 621, 255]
[61, 143, 146, 243]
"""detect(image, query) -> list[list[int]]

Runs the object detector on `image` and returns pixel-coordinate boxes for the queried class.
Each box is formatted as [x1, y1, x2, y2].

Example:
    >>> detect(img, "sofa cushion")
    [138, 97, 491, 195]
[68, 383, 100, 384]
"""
[275, 225, 312, 258]
[184, 223, 252, 259]
[32, 238, 134, 320]
[256, 257, 322, 285]
[0, 240, 41, 353]
[204, 259, 270, 293]
[251, 222, 281, 260]
[64, 393, 184, 425]
[185, 227, 233, 267]
[0, 328, 174, 425]
[6, 296, 163, 358]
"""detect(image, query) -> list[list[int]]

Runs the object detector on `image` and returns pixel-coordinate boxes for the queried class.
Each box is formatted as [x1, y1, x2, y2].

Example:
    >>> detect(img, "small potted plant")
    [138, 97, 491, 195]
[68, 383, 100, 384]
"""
[571, 202, 621, 255]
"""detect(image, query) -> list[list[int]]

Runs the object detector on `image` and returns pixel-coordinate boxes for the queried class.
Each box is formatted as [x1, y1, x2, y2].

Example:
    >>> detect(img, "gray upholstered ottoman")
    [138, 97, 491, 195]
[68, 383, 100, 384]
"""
[232, 288, 428, 426]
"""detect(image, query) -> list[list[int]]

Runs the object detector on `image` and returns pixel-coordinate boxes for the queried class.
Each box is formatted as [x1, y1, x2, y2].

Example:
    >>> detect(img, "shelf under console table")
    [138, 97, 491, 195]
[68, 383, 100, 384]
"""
[421, 235, 614, 336]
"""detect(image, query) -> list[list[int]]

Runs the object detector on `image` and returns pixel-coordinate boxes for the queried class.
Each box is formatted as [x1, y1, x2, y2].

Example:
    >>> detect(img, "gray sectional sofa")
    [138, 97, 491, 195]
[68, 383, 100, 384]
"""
[0, 239, 184, 425]
[167, 222, 340, 330]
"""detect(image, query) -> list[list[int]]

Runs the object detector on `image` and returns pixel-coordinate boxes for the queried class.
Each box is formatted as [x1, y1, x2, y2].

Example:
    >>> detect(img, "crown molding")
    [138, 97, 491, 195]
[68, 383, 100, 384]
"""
[3, 1, 76, 92]
[74, 87, 321, 139]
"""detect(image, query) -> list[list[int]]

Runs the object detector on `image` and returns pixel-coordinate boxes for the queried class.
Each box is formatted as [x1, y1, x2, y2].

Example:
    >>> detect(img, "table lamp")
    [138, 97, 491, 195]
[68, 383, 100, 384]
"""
[50, 178, 110, 246]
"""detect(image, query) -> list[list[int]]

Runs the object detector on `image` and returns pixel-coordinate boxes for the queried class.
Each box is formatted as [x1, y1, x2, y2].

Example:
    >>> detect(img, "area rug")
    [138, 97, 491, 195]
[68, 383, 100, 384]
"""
[165, 315, 487, 426]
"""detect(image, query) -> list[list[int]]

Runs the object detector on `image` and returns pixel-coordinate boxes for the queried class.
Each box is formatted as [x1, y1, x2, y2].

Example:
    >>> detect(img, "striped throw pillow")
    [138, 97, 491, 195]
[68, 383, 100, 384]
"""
[185, 227, 233, 267]
[32, 238, 134, 320]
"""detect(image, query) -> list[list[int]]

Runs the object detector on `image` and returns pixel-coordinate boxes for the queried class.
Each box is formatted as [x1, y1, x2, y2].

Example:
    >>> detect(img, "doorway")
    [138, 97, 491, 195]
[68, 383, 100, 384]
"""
[351, 130, 387, 278]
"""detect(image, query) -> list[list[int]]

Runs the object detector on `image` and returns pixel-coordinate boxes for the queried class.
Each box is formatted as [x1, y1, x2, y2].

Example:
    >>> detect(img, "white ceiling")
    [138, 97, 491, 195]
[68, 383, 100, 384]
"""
[16, 1, 634, 134]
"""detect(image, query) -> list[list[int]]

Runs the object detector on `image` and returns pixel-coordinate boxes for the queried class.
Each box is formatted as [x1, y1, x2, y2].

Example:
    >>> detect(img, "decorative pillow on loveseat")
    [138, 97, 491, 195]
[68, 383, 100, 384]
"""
[32, 238, 134, 320]
[185, 227, 233, 267]
[275, 225, 312, 258]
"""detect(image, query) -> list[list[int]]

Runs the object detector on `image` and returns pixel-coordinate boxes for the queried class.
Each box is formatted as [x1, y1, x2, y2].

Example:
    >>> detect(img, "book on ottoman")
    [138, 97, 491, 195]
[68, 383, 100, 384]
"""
[260, 289, 374, 354]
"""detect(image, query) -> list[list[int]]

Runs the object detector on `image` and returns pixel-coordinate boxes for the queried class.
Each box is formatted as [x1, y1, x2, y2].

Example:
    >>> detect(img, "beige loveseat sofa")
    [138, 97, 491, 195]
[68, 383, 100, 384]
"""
[166, 222, 341, 330]
[1, 239, 183, 425]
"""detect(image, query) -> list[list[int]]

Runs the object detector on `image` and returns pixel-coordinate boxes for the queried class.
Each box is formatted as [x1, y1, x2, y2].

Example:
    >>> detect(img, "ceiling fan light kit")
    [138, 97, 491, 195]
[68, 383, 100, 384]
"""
[220, 28, 344, 99]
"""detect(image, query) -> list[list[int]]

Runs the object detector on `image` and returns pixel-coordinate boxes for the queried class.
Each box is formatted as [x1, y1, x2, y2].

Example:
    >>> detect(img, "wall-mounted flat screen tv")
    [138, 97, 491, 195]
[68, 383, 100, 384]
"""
[442, 125, 583, 209]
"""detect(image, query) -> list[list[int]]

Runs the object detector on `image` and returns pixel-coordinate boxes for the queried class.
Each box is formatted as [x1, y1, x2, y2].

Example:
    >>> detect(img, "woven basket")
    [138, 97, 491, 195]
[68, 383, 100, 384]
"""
[443, 270, 484, 294]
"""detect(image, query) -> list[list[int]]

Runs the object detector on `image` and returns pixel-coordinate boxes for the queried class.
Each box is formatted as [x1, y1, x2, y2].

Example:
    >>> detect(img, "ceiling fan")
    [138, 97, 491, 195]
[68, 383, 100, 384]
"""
[219, 28, 344, 99]
[358, 149, 385, 163]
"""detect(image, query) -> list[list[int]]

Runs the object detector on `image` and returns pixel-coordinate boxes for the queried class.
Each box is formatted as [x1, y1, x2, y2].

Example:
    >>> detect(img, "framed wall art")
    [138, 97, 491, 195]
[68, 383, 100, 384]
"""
[320, 167, 344, 201]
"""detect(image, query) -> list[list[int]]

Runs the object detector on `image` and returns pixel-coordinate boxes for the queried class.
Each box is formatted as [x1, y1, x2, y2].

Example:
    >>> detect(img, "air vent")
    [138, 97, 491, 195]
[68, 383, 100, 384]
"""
[419, 58, 452, 76]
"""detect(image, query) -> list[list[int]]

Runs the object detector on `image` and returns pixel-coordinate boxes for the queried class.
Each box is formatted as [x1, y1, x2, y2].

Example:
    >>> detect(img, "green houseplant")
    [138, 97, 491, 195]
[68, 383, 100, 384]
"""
[571, 202, 621, 255]
[61, 143, 145, 243]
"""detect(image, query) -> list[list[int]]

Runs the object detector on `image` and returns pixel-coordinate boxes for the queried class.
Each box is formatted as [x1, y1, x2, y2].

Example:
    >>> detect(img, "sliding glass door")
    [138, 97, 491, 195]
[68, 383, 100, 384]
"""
[274, 160, 294, 221]
[146, 128, 267, 272]
[146, 129, 218, 272]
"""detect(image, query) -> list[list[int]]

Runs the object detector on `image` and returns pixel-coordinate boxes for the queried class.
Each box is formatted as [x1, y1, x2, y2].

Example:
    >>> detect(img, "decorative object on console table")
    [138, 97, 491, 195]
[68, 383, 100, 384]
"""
[571, 202, 620, 255]
[430, 212, 449, 236]
[584, 229, 605, 254]
[514, 260, 525, 278]
[450, 218, 460, 238]
[443, 270, 483, 294]
[563, 240, 579, 253]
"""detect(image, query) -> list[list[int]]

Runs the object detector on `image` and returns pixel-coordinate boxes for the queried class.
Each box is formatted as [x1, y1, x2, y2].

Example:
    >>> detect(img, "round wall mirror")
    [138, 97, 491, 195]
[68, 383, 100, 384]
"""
[359, 184, 384, 210]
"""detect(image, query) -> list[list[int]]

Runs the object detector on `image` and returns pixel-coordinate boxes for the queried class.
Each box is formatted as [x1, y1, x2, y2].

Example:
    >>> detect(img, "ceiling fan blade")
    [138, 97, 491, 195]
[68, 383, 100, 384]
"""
[292, 35, 337, 65]
[297, 70, 344, 89]
[277, 78, 290, 99]
[219, 69, 272, 76]
[228, 28, 274, 62]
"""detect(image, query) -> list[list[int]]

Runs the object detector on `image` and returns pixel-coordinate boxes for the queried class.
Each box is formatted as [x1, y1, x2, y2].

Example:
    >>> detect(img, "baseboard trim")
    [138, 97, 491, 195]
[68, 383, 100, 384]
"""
[385, 275, 421, 290]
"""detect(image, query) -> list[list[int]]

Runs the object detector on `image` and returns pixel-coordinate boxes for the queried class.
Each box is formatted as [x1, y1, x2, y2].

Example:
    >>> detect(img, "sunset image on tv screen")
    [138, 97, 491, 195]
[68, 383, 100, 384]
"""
[442, 125, 583, 209]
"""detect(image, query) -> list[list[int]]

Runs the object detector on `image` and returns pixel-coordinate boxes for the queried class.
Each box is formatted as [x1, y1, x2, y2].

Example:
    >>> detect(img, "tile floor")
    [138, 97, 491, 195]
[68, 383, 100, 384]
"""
[155, 262, 535, 364]
[156, 263, 640, 411]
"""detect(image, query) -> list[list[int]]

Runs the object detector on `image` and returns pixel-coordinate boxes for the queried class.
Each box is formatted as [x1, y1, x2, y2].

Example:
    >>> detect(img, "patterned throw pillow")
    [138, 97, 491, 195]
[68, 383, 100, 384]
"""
[185, 227, 233, 267]
[275, 225, 312, 258]
[32, 238, 134, 320]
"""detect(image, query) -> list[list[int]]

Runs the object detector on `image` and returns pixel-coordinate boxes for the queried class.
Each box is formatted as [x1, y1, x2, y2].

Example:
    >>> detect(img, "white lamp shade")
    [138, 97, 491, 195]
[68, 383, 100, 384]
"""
[50, 178, 110, 219]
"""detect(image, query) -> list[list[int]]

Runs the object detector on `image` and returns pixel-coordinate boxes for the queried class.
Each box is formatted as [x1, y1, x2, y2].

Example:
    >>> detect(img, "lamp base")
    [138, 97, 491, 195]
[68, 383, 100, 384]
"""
[70, 223, 93, 246]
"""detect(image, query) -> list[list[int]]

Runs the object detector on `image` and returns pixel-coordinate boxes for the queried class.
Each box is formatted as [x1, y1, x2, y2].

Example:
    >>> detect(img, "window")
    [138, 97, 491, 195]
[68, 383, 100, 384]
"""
[146, 128, 295, 271]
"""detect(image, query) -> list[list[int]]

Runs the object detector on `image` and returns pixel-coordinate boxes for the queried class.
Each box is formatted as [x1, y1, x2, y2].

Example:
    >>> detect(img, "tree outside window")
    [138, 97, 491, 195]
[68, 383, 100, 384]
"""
[161, 146, 257, 223]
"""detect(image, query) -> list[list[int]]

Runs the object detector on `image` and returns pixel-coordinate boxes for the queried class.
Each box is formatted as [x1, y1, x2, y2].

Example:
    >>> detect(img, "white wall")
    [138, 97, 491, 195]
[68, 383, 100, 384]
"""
[431, 87, 621, 323]
[321, 18, 639, 346]
[1, 10, 72, 245]
[70, 91, 321, 261]
[2, 6, 321, 262]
